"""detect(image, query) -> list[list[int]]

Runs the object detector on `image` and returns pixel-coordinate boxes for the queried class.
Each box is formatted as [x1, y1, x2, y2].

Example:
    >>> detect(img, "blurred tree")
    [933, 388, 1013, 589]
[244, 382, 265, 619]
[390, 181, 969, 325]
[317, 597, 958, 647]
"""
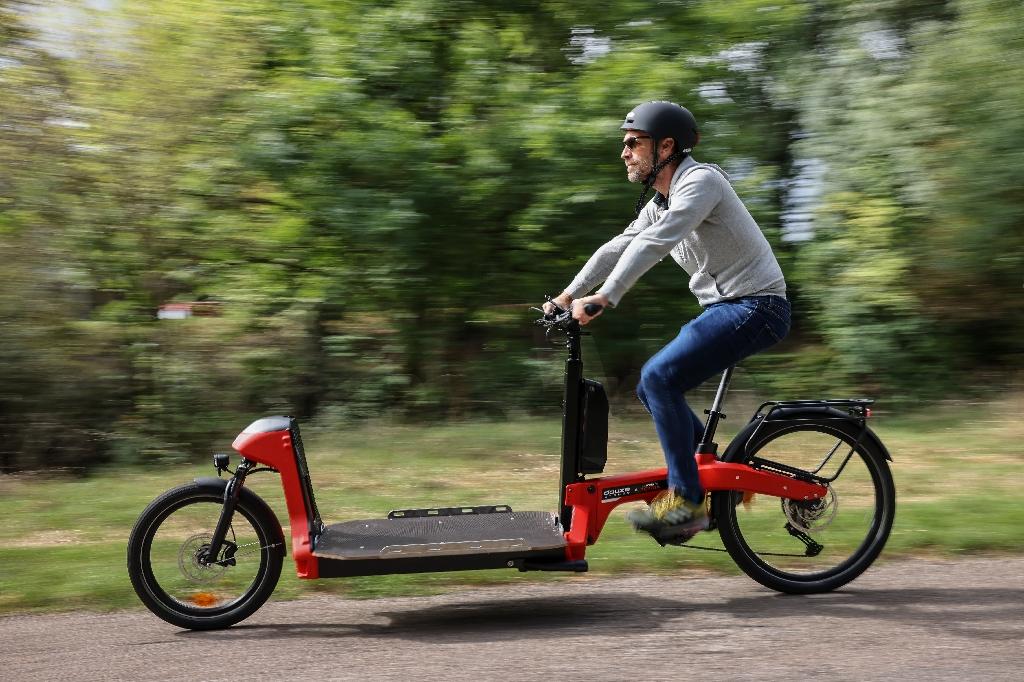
[0, 0, 125, 471]
[786, 0, 1022, 396]
[786, 10, 941, 394]
[243, 0, 813, 411]
[61, 0, 333, 460]
[2, 0, 1019, 471]
[899, 0, 1024, 363]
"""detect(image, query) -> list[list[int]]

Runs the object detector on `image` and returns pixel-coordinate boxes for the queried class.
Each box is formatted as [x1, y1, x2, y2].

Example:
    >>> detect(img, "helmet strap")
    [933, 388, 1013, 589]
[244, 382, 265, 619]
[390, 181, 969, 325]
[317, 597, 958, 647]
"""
[634, 141, 687, 217]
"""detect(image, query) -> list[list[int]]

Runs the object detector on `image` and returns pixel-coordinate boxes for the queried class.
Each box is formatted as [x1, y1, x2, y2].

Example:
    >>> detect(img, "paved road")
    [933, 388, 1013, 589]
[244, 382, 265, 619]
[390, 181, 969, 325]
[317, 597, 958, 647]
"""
[2, 557, 1022, 681]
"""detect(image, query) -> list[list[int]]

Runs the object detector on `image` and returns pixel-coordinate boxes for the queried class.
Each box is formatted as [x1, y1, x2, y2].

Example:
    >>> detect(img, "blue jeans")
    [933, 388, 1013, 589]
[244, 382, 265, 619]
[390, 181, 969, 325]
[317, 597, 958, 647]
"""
[636, 295, 791, 503]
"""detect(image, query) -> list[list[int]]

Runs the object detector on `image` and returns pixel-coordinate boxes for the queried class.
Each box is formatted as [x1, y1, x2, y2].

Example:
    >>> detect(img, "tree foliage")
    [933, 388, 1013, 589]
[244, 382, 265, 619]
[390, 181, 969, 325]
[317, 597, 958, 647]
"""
[1, 0, 1020, 470]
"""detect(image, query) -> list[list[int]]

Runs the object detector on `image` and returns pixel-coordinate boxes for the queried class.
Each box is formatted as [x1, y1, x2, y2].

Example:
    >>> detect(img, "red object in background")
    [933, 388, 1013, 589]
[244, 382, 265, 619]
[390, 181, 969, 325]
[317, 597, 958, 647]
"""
[157, 301, 222, 319]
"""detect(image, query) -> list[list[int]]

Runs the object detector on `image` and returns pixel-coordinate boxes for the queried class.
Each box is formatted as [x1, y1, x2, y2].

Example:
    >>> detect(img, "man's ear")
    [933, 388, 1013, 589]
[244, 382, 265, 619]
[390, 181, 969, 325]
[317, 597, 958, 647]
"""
[661, 138, 676, 156]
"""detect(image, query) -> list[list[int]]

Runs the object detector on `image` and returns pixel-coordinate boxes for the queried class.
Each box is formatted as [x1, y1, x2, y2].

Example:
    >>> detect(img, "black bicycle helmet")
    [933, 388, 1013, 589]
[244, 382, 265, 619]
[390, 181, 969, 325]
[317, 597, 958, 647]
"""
[620, 101, 699, 153]
[621, 101, 700, 216]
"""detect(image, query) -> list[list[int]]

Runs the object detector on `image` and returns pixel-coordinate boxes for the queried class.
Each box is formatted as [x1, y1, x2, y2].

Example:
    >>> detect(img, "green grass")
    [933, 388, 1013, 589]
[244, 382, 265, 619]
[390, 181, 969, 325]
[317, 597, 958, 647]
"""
[1, 396, 1023, 615]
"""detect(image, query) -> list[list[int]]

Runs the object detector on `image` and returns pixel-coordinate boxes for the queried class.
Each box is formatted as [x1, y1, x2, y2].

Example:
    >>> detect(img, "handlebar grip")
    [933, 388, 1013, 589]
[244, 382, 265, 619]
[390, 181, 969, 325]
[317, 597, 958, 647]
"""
[583, 303, 604, 316]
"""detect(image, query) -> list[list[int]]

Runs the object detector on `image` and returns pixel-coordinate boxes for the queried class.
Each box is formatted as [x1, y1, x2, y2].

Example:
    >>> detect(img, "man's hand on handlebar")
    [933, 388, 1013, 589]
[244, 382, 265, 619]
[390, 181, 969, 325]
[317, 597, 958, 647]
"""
[572, 294, 608, 326]
[538, 292, 607, 328]
[542, 292, 573, 316]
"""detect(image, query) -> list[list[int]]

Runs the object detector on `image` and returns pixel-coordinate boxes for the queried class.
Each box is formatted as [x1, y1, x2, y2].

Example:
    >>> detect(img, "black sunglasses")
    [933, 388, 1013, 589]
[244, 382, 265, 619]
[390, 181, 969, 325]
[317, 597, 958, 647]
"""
[622, 135, 651, 150]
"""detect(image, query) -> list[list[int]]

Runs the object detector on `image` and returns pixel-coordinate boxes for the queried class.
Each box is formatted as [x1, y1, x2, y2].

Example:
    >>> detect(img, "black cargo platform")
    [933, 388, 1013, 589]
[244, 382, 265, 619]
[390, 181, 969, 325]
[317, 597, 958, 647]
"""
[312, 506, 569, 577]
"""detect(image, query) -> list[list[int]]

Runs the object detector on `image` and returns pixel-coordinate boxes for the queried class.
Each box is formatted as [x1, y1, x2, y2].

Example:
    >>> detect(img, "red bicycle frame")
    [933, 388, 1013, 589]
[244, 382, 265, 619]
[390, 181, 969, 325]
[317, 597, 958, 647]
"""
[231, 313, 829, 578]
[232, 424, 827, 576]
[126, 306, 889, 632]
[562, 456, 827, 561]
[232, 425, 321, 578]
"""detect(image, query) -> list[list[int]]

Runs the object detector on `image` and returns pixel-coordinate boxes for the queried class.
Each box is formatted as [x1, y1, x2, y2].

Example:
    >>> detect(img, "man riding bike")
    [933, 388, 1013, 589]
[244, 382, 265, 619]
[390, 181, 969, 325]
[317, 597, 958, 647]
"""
[544, 100, 790, 545]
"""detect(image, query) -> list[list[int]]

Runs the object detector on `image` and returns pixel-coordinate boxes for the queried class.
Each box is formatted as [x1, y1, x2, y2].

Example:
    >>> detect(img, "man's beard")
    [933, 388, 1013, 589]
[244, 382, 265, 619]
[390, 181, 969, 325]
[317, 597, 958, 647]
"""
[625, 155, 653, 183]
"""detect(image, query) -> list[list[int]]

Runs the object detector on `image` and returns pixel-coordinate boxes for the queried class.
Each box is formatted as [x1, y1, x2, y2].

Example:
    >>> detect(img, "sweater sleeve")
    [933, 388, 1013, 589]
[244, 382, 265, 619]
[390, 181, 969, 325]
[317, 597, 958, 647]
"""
[564, 201, 657, 299]
[597, 170, 723, 306]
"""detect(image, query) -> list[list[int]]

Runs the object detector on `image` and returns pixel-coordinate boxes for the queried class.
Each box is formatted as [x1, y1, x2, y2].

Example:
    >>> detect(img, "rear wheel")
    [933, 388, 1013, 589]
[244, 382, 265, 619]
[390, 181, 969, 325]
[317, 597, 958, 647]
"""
[127, 482, 283, 629]
[713, 417, 895, 593]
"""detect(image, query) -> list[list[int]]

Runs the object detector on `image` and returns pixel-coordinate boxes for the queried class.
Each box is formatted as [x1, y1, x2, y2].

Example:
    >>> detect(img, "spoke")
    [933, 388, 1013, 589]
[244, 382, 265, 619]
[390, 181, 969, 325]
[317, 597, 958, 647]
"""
[207, 542, 282, 566]
[728, 424, 882, 578]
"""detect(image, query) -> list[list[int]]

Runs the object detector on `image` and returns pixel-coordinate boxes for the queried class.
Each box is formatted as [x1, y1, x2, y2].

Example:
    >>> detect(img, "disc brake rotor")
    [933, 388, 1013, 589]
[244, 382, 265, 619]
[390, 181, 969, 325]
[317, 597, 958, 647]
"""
[781, 486, 838, 533]
[178, 533, 235, 582]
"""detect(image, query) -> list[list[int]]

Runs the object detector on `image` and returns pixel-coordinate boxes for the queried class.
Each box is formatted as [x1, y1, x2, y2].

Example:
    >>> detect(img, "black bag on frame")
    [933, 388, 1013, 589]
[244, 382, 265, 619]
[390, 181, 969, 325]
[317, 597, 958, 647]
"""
[580, 379, 609, 475]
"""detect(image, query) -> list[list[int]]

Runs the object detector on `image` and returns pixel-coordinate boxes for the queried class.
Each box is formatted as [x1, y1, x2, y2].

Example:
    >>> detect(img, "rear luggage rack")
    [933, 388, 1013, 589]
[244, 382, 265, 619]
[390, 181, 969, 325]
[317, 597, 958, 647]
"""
[743, 398, 876, 484]
[755, 398, 874, 419]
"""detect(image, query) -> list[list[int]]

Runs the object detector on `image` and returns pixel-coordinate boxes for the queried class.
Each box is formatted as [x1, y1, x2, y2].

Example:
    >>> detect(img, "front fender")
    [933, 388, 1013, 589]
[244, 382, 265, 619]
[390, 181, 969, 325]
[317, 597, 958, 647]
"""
[193, 477, 287, 557]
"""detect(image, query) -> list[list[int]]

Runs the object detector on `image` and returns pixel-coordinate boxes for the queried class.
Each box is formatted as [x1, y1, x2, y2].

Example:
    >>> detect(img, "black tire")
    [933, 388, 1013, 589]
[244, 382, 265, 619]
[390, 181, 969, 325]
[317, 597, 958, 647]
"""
[712, 416, 896, 594]
[127, 482, 284, 630]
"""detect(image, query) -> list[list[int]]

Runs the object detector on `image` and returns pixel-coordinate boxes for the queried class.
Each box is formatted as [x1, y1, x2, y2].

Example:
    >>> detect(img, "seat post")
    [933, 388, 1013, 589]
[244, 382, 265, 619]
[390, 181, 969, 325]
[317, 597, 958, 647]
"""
[697, 366, 734, 456]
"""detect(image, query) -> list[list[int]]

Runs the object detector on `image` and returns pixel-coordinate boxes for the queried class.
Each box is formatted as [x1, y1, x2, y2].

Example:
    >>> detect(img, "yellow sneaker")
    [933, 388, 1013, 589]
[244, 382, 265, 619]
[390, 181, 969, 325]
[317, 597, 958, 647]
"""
[627, 489, 708, 545]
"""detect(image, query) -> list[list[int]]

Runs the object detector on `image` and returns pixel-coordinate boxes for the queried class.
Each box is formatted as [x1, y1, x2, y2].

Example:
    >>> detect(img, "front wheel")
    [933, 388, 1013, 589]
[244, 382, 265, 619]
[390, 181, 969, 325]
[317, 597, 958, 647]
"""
[127, 482, 284, 629]
[712, 415, 896, 594]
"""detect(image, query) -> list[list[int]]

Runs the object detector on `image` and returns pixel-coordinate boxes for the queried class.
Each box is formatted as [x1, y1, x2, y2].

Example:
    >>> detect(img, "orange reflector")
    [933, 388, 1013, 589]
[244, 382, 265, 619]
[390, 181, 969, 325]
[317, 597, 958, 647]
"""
[865, 407, 872, 418]
[189, 592, 220, 607]
[742, 491, 756, 508]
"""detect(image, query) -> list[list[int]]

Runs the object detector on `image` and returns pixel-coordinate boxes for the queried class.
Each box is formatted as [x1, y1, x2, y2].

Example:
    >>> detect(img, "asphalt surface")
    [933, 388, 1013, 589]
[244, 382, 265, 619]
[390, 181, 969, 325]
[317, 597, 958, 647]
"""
[2, 556, 1022, 681]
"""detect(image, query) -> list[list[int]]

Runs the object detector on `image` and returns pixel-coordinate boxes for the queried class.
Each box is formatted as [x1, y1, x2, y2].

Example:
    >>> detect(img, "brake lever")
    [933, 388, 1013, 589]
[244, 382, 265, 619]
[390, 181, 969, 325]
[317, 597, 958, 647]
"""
[542, 295, 567, 315]
[533, 298, 568, 326]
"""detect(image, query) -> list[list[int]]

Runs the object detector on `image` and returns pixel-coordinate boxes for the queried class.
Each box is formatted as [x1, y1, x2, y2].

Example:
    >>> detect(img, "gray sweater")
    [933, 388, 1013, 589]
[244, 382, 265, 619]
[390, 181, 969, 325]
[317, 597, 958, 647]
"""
[566, 156, 787, 308]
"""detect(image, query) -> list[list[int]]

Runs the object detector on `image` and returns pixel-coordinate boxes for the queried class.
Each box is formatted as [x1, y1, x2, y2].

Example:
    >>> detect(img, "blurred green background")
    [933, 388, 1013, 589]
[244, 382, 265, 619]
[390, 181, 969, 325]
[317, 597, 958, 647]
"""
[0, 0, 1022, 611]
[2, 0, 1022, 471]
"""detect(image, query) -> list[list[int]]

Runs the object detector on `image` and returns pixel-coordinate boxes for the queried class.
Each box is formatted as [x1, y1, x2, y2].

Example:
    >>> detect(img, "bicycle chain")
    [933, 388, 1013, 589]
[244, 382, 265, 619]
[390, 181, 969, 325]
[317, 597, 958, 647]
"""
[677, 542, 821, 558]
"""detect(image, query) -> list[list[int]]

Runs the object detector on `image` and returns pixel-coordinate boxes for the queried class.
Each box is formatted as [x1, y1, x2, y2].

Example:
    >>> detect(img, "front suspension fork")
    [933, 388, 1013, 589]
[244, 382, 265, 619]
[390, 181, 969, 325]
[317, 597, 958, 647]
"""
[202, 458, 254, 566]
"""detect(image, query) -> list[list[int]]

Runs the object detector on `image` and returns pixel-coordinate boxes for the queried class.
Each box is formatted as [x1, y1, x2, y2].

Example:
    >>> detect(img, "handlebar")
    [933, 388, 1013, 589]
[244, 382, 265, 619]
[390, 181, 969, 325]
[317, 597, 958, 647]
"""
[534, 301, 604, 333]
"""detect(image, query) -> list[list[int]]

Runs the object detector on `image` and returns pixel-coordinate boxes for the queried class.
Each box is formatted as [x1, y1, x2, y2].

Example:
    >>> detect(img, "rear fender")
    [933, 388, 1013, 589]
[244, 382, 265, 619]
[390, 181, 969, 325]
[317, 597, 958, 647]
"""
[723, 407, 892, 463]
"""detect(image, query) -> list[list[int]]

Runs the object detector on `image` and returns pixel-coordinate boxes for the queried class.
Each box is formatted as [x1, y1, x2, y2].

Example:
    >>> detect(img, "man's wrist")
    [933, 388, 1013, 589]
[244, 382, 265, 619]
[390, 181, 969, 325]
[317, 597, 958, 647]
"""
[593, 284, 614, 307]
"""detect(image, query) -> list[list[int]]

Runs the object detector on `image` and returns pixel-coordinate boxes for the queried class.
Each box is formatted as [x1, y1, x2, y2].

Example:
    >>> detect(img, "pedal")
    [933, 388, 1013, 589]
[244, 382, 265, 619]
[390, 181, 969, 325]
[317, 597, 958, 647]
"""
[655, 529, 701, 547]
[652, 518, 710, 547]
